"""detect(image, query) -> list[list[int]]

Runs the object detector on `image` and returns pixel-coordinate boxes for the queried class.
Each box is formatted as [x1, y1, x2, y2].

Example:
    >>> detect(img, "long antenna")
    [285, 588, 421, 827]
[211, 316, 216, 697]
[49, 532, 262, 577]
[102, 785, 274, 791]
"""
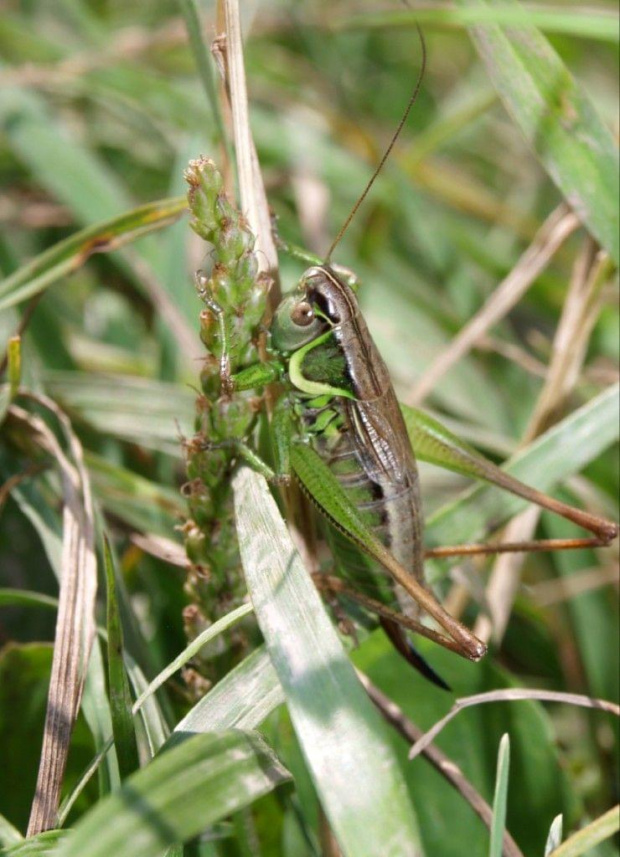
[324, 24, 426, 264]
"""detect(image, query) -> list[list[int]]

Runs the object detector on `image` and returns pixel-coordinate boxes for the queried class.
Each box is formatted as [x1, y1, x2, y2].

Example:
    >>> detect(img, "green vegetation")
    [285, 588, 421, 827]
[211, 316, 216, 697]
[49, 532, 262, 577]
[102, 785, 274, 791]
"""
[0, 2, 618, 856]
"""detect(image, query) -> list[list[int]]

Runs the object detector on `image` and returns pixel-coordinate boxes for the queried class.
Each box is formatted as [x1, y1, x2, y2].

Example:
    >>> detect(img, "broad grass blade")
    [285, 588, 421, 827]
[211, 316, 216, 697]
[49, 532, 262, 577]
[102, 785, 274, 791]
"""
[0, 809, 23, 847]
[44, 373, 194, 454]
[456, 0, 619, 264]
[233, 466, 424, 857]
[172, 647, 284, 737]
[337, 7, 618, 43]
[54, 731, 291, 857]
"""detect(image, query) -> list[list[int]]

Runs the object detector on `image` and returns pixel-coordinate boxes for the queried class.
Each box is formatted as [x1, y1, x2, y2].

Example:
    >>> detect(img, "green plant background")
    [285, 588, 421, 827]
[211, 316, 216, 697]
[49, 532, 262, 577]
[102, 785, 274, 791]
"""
[0, 2, 618, 856]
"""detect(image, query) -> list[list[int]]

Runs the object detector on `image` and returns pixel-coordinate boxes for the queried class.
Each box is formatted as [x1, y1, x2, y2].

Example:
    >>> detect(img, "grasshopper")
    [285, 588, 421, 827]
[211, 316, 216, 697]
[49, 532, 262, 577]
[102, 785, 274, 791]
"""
[185, 39, 618, 686]
[201, 259, 617, 684]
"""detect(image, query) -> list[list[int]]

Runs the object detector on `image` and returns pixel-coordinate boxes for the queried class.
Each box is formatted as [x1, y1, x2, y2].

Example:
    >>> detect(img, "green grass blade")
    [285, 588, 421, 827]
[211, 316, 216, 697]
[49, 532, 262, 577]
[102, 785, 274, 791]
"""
[131, 603, 254, 717]
[0, 589, 58, 611]
[0, 386, 10, 426]
[455, 0, 619, 264]
[546, 805, 620, 857]
[233, 466, 424, 857]
[177, 0, 227, 148]
[0, 812, 23, 847]
[59, 604, 256, 824]
[544, 513, 619, 703]
[489, 734, 510, 857]
[0, 198, 186, 313]
[86, 453, 185, 537]
[545, 815, 563, 855]
[7, 478, 63, 574]
[103, 536, 140, 781]
[122, 653, 170, 756]
[4, 830, 69, 856]
[171, 647, 284, 736]
[80, 642, 121, 800]
[336, 7, 619, 43]
[7, 336, 20, 399]
[54, 732, 291, 857]
[2, 88, 132, 225]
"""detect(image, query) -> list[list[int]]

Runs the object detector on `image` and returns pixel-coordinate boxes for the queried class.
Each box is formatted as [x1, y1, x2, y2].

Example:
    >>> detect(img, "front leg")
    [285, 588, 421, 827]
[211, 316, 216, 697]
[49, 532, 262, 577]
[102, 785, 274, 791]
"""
[200, 437, 278, 482]
[201, 388, 294, 487]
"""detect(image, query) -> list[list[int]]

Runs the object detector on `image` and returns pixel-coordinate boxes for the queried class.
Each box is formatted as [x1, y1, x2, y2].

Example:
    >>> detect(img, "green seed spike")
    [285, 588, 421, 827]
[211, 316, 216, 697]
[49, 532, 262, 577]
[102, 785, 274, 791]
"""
[181, 158, 271, 681]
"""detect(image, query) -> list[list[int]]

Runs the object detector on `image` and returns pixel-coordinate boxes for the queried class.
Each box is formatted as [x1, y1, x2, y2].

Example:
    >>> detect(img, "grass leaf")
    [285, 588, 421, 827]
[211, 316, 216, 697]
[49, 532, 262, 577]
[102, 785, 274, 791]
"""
[54, 731, 291, 857]
[489, 734, 511, 857]
[546, 805, 620, 857]
[171, 647, 284, 736]
[456, 0, 619, 264]
[103, 536, 140, 780]
[3, 830, 69, 856]
[0, 198, 185, 314]
[233, 466, 424, 857]
[545, 815, 563, 855]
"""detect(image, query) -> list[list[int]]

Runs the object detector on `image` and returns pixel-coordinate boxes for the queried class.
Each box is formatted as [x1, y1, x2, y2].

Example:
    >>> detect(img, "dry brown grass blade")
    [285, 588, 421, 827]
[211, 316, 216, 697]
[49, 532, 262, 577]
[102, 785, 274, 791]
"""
[407, 203, 580, 406]
[130, 532, 189, 568]
[357, 671, 525, 857]
[472, 506, 540, 643]
[8, 395, 97, 835]
[526, 243, 613, 438]
[531, 564, 619, 607]
[221, 0, 279, 296]
[474, 238, 613, 644]
[219, 0, 320, 570]
[477, 334, 547, 379]
[408, 688, 620, 762]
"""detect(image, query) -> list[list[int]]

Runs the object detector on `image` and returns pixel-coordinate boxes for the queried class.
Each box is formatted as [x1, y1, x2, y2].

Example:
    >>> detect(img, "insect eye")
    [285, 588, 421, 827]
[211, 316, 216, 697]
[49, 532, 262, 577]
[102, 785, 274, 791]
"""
[290, 301, 314, 327]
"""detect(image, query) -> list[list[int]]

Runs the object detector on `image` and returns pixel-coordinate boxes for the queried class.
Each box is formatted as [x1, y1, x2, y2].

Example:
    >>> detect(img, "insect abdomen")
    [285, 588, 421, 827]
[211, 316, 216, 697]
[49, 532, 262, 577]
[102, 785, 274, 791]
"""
[306, 399, 422, 615]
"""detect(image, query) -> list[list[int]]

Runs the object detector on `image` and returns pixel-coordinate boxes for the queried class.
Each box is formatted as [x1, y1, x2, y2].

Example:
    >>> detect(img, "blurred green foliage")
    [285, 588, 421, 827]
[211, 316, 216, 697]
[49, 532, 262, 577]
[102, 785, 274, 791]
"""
[0, 1, 618, 855]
